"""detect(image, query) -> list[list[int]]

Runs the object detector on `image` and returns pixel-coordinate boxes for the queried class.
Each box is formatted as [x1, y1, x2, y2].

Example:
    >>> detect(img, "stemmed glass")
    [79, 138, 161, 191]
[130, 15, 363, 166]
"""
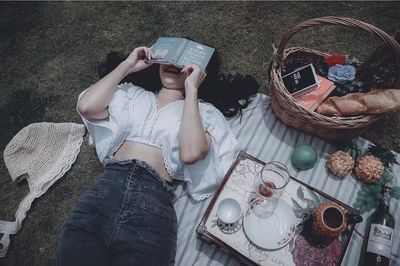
[254, 161, 290, 201]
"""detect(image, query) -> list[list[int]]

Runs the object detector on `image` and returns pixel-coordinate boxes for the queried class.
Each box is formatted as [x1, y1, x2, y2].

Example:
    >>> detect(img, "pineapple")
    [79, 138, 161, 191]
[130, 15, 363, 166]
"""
[354, 144, 398, 184]
[327, 151, 355, 178]
[355, 155, 385, 183]
[314, 202, 346, 238]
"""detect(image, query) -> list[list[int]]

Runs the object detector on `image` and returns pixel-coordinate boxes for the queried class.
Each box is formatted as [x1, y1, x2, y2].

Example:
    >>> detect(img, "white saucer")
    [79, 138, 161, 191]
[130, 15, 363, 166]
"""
[243, 198, 297, 250]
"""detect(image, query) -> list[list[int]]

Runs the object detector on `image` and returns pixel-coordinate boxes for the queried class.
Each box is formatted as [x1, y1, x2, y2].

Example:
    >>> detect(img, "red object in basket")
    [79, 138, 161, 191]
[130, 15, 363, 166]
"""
[324, 54, 346, 67]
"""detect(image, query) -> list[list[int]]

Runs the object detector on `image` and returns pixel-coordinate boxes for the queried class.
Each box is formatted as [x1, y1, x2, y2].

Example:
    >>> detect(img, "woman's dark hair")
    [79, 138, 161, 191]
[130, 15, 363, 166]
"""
[97, 49, 258, 117]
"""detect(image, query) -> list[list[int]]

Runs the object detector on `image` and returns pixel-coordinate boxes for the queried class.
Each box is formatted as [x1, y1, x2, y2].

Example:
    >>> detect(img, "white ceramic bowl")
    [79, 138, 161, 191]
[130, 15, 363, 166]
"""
[217, 198, 242, 224]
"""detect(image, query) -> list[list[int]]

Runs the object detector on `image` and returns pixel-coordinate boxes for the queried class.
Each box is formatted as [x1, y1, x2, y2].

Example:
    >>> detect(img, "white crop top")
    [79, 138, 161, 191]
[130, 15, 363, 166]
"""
[77, 83, 237, 201]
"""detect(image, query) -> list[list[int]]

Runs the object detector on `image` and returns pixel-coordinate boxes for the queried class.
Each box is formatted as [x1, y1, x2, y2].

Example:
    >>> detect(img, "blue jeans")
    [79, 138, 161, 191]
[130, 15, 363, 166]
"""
[56, 159, 177, 266]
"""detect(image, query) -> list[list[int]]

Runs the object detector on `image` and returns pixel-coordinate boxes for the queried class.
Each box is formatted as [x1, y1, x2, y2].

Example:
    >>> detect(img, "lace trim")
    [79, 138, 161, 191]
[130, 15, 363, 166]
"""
[160, 145, 178, 179]
[189, 146, 236, 202]
[148, 111, 159, 140]
[147, 93, 183, 140]
[192, 192, 214, 201]
[0, 124, 85, 257]
[125, 137, 162, 149]
[187, 116, 238, 202]
[140, 96, 156, 138]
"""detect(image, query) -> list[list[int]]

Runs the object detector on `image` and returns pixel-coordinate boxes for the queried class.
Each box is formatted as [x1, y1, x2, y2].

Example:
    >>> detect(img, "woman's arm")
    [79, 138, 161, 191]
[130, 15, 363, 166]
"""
[179, 65, 212, 164]
[77, 47, 153, 120]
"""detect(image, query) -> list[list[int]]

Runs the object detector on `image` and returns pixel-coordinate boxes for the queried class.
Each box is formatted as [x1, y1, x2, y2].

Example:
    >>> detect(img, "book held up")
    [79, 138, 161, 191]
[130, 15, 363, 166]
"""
[149, 37, 215, 70]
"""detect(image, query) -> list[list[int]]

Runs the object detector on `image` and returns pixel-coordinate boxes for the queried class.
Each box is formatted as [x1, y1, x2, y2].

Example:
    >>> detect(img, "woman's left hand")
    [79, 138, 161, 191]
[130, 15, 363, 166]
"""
[181, 64, 207, 93]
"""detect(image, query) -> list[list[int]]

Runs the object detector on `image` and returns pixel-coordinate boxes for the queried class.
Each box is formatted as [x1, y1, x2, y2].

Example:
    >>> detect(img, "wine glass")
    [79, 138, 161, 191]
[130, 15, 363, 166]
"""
[254, 161, 290, 201]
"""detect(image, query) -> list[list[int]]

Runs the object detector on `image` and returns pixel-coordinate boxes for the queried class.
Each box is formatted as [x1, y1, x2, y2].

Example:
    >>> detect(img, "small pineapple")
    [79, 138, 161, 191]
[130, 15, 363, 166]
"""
[327, 151, 355, 178]
[355, 155, 385, 183]
[314, 202, 346, 238]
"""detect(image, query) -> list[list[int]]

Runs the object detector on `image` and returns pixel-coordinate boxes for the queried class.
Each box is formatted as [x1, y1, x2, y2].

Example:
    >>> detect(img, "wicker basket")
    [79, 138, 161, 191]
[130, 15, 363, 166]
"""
[269, 16, 400, 141]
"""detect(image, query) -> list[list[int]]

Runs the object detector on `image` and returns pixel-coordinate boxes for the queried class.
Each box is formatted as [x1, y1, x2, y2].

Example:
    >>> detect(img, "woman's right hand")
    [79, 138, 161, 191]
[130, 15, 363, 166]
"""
[124, 46, 153, 74]
[182, 64, 207, 94]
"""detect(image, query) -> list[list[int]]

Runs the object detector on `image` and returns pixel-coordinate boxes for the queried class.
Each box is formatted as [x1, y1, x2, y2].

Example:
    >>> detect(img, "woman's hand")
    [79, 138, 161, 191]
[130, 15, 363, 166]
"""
[124, 46, 153, 74]
[78, 46, 153, 120]
[181, 64, 207, 94]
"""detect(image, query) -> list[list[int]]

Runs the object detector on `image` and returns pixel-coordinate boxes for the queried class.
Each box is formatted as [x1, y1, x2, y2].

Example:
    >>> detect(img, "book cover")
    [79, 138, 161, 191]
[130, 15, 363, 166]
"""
[282, 64, 319, 97]
[149, 37, 215, 70]
[295, 75, 336, 111]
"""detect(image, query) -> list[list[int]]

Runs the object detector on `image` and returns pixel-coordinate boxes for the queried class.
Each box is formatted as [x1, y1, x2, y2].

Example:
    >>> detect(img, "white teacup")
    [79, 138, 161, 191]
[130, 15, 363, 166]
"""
[213, 198, 242, 233]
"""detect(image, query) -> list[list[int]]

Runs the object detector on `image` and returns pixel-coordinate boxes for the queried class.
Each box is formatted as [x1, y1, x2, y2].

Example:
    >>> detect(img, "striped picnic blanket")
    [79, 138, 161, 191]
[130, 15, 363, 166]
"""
[173, 93, 400, 266]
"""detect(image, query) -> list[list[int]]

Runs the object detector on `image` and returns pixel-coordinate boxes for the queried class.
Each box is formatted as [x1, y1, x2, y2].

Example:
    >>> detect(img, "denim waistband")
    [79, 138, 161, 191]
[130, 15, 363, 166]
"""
[103, 159, 175, 195]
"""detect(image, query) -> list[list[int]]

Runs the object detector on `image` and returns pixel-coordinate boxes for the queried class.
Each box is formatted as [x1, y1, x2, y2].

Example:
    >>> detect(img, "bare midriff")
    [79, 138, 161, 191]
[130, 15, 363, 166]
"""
[113, 141, 173, 183]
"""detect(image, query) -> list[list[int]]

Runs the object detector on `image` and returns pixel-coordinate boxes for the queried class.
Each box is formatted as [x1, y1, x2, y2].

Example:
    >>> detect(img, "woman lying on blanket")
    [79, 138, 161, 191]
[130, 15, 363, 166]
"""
[56, 44, 258, 266]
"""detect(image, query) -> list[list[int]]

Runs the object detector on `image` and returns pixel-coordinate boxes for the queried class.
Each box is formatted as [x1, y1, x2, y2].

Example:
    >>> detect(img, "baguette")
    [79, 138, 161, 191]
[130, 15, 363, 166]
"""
[316, 89, 400, 116]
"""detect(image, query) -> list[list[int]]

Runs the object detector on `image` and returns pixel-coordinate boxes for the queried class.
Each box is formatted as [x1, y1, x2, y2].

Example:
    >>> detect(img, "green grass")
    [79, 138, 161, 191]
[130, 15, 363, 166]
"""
[0, 2, 399, 265]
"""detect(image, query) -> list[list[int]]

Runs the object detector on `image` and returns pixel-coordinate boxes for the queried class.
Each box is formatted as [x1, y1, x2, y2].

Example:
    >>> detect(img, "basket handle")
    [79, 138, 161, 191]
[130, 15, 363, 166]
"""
[276, 16, 400, 68]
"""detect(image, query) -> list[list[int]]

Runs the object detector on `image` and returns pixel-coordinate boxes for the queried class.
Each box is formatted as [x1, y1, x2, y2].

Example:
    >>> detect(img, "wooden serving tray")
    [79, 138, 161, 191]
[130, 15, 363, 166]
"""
[196, 151, 359, 266]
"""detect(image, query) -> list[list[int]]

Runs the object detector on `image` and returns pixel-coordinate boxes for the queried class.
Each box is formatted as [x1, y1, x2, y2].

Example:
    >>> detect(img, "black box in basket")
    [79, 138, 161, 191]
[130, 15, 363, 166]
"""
[282, 64, 319, 97]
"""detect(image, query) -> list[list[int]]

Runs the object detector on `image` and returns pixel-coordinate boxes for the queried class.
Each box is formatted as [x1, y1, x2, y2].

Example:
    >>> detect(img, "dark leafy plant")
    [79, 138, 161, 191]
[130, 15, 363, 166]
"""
[365, 144, 399, 168]
[335, 139, 360, 161]
[331, 80, 368, 97]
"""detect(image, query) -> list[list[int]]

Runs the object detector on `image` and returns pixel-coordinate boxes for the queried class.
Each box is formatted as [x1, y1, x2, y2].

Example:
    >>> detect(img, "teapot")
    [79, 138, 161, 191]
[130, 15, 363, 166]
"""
[313, 202, 363, 238]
